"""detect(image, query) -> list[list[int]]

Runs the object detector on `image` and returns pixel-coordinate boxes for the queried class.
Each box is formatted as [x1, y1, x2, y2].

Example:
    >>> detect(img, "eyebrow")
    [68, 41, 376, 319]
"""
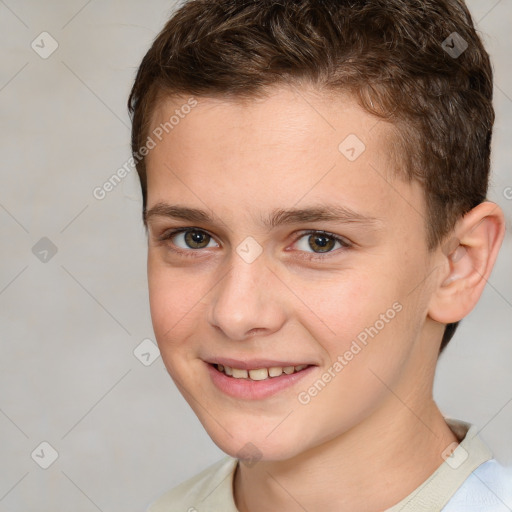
[144, 202, 383, 230]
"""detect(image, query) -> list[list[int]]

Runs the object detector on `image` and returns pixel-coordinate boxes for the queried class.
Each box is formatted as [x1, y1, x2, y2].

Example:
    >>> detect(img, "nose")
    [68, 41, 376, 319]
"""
[207, 252, 286, 341]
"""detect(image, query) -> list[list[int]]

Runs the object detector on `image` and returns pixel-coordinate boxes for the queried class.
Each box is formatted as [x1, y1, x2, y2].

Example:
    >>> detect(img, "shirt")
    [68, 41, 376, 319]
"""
[147, 418, 512, 511]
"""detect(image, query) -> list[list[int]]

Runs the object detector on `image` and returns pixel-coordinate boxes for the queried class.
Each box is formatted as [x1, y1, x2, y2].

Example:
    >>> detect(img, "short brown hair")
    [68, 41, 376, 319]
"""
[127, 0, 494, 353]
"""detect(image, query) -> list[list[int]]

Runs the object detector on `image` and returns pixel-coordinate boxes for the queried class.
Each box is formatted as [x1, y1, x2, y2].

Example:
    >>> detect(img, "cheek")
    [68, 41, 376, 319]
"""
[298, 267, 413, 384]
[299, 271, 394, 342]
[147, 256, 203, 349]
[292, 275, 410, 428]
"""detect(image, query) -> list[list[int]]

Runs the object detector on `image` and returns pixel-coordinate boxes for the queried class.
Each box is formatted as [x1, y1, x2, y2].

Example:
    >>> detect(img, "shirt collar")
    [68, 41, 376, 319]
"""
[386, 417, 493, 511]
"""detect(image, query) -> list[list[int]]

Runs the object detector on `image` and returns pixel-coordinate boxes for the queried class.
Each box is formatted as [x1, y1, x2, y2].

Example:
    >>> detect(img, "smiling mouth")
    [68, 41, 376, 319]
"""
[211, 363, 312, 381]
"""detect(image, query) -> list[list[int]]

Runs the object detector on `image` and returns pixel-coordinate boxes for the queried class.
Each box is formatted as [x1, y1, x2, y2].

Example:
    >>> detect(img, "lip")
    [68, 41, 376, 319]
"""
[205, 361, 317, 400]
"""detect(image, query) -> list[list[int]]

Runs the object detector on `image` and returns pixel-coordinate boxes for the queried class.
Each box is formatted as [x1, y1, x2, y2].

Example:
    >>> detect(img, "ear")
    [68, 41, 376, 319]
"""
[428, 201, 506, 324]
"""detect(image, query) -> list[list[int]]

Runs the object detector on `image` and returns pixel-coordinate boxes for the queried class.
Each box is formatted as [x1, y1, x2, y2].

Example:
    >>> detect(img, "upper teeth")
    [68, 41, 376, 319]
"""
[217, 364, 308, 381]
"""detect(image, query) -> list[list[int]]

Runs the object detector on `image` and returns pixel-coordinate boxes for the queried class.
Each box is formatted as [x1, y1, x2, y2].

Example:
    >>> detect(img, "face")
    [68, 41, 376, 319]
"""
[144, 85, 440, 461]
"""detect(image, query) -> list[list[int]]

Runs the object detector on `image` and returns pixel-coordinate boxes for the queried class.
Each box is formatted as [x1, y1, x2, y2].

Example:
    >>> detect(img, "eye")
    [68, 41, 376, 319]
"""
[159, 228, 219, 250]
[292, 230, 350, 255]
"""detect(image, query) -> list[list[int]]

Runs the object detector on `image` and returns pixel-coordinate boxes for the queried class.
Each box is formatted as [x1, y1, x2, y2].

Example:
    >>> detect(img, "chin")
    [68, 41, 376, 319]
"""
[199, 416, 310, 463]
[214, 437, 302, 463]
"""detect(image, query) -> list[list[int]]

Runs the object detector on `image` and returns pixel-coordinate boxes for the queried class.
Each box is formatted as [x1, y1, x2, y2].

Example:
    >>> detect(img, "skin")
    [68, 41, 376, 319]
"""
[144, 84, 505, 512]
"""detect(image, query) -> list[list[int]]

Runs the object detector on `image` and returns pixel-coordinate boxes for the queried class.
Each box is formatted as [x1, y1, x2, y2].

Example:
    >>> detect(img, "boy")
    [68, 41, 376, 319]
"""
[128, 0, 512, 510]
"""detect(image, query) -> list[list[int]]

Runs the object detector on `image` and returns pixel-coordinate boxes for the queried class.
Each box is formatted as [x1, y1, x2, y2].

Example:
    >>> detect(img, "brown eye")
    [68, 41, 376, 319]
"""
[162, 229, 219, 251]
[292, 230, 350, 257]
[183, 230, 212, 249]
[308, 233, 336, 253]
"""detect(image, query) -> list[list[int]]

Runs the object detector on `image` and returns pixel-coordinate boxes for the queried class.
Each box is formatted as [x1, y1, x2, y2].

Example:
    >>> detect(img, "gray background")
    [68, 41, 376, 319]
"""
[0, 1, 511, 510]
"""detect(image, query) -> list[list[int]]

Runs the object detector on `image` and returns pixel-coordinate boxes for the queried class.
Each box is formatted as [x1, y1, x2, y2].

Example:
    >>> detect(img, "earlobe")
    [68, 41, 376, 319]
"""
[428, 202, 506, 324]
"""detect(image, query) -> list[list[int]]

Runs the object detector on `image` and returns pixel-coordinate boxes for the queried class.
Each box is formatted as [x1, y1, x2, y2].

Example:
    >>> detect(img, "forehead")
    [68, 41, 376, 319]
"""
[150, 85, 389, 145]
[147, 85, 390, 163]
[144, 85, 425, 237]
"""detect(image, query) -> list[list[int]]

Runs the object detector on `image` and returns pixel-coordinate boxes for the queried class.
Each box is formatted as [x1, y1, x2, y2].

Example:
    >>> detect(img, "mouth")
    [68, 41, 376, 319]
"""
[205, 360, 317, 400]
[210, 362, 311, 381]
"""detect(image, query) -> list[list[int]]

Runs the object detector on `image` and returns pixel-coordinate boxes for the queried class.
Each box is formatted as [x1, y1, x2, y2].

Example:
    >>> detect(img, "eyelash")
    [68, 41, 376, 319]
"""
[157, 228, 352, 261]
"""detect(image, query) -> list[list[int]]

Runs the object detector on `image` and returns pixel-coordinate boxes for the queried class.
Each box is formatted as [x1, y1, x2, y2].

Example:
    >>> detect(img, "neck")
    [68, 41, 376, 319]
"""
[234, 391, 459, 512]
